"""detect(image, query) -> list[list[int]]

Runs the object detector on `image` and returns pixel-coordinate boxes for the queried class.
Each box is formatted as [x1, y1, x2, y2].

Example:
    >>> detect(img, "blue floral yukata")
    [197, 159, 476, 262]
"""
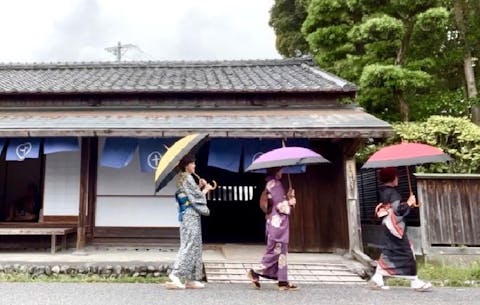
[170, 172, 210, 282]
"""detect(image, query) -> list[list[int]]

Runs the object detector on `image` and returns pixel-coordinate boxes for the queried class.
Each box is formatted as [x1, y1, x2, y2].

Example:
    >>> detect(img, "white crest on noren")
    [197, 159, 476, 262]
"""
[148, 151, 163, 169]
[16, 142, 32, 160]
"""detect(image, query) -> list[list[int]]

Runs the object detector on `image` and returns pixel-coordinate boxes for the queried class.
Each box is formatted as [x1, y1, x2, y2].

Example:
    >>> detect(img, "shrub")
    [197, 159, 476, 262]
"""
[357, 116, 480, 173]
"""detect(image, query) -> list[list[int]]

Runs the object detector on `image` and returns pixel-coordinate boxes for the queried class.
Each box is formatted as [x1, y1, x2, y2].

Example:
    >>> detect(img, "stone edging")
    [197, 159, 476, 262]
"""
[0, 263, 171, 278]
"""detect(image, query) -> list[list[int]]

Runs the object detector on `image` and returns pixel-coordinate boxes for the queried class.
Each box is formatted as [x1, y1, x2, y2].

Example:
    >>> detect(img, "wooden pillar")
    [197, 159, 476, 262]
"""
[344, 158, 363, 253]
[86, 138, 98, 240]
[75, 137, 91, 252]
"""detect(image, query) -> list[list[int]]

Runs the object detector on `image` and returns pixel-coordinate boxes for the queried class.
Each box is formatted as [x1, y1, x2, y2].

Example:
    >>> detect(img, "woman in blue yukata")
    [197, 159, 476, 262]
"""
[369, 167, 432, 292]
[247, 167, 299, 291]
[166, 154, 214, 290]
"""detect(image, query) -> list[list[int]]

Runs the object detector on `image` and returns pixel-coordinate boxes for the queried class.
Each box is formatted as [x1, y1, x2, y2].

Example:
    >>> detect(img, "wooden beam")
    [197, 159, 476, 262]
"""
[12, 129, 392, 139]
[342, 138, 364, 159]
[42, 216, 78, 223]
[424, 246, 480, 255]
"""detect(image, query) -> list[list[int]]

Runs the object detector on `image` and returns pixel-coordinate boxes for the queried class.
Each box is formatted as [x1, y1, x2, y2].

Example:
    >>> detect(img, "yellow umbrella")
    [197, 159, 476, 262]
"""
[154, 133, 209, 192]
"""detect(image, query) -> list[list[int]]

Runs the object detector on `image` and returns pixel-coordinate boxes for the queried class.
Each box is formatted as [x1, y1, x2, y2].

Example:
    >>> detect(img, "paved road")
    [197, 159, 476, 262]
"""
[0, 282, 478, 305]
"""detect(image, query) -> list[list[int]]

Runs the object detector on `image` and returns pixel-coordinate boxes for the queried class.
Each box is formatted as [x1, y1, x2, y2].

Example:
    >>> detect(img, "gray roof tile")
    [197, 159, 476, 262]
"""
[0, 58, 357, 94]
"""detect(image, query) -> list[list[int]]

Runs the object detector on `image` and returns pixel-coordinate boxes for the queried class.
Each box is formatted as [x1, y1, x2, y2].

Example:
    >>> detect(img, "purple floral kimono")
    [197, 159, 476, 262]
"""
[256, 176, 292, 282]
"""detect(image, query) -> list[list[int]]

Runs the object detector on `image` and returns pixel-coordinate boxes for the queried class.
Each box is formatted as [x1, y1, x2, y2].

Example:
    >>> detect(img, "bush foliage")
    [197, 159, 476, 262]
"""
[357, 116, 480, 174]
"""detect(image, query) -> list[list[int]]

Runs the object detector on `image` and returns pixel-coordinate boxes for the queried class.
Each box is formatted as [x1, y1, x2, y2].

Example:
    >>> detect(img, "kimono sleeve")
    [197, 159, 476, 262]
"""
[389, 189, 410, 217]
[183, 175, 207, 205]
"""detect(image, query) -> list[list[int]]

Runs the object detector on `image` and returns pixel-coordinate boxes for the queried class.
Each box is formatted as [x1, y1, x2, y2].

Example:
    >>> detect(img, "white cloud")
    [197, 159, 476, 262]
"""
[0, 0, 280, 63]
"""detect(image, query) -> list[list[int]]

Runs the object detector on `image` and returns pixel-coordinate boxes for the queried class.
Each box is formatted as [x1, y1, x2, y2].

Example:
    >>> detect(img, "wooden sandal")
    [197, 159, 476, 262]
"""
[247, 269, 261, 289]
[278, 282, 299, 291]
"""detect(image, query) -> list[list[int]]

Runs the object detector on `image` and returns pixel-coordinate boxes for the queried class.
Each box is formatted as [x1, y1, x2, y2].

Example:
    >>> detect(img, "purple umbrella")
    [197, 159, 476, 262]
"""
[245, 146, 330, 172]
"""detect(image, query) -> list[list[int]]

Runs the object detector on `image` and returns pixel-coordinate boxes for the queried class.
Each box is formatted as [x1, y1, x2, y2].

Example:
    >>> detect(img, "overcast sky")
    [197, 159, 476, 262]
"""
[0, 0, 280, 63]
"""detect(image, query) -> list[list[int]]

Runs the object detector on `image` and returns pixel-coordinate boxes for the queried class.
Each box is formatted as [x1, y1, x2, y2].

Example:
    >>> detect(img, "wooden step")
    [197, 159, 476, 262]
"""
[204, 261, 365, 284]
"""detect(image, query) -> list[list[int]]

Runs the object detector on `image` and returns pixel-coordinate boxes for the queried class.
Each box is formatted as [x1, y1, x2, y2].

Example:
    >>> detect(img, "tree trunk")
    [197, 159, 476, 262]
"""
[394, 89, 409, 121]
[395, 19, 414, 66]
[393, 19, 414, 122]
[472, 105, 480, 125]
[454, 0, 478, 99]
[463, 54, 478, 98]
[454, 0, 479, 125]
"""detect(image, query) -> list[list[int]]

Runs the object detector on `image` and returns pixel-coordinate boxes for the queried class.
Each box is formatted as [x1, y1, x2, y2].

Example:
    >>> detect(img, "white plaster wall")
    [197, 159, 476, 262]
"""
[95, 197, 178, 227]
[96, 138, 178, 227]
[43, 151, 81, 216]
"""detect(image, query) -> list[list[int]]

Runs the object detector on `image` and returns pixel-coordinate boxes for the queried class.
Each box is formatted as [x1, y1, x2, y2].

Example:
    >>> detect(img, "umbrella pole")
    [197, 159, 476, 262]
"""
[405, 166, 420, 207]
[406, 166, 412, 194]
[281, 138, 292, 189]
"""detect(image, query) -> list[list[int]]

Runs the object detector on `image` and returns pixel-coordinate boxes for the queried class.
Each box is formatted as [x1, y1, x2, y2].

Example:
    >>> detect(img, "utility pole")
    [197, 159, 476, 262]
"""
[105, 41, 138, 61]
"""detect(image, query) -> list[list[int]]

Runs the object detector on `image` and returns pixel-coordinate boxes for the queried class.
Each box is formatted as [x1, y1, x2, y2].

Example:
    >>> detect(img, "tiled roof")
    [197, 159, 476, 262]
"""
[0, 58, 357, 94]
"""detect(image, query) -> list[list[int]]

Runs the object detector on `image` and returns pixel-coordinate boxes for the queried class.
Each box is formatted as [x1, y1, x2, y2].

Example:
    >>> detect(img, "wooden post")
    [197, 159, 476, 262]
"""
[344, 158, 363, 253]
[416, 178, 430, 256]
[75, 138, 90, 254]
[86, 138, 98, 240]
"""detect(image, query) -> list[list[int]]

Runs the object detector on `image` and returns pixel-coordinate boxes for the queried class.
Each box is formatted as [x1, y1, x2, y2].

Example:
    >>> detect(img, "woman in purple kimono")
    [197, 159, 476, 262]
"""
[247, 167, 299, 291]
[369, 167, 432, 292]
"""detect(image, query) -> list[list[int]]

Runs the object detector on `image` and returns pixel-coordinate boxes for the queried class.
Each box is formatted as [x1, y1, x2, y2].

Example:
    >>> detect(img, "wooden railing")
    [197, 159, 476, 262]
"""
[207, 185, 256, 202]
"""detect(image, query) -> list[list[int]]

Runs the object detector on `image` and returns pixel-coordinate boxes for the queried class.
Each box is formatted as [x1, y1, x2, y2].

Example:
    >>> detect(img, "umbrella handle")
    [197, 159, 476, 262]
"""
[409, 192, 421, 208]
[192, 172, 218, 190]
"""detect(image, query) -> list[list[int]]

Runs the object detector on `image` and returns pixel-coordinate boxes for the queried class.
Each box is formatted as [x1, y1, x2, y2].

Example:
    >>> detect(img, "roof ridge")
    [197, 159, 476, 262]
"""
[0, 57, 314, 70]
[301, 64, 357, 91]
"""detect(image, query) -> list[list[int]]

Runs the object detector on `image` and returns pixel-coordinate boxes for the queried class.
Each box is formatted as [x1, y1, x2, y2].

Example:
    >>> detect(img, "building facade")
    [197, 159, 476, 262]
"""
[0, 58, 391, 255]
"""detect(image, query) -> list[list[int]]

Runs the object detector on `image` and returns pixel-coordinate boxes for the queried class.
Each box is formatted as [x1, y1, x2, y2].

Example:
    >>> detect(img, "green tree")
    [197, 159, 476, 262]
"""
[394, 116, 480, 173]
[269, 0, 310, 57]
[302, 0, 450, 121]
[269, 0, 480, 122]
[356, 116, 480, 173]
[451, 0, 480, 124]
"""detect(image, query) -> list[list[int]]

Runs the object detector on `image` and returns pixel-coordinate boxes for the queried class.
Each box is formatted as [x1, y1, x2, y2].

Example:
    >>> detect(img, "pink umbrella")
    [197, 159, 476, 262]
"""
[362, 142, 451, 204]
[245, 146, 330, 171]
[245, 146, 330, 189]
[361, 142, 451, 169]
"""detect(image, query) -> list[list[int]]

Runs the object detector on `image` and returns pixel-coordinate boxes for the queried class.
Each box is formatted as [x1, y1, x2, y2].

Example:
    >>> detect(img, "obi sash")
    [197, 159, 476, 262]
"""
[175, 191, 191, 222]
[375, 202, 405, 239]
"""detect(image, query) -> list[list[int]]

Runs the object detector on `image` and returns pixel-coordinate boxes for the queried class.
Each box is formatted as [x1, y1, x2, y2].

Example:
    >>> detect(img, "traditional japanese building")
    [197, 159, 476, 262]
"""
[0, 58, 391, 258]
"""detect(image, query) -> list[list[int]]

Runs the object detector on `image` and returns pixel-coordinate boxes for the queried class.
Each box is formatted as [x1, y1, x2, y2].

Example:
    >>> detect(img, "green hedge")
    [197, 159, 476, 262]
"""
[357, 116, 480, 173]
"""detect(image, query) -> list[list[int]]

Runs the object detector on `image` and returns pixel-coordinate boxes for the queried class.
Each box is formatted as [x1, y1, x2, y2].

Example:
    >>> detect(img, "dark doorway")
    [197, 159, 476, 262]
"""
[195, 143, 266, 244]
[0, 145, 43, 222]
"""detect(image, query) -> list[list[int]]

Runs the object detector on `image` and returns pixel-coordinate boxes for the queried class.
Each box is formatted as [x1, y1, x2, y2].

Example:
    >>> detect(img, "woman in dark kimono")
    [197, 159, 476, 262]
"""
[247, 167, 299, 291]
[166, 154, 214, 289]
[369, 167, 432, 292]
